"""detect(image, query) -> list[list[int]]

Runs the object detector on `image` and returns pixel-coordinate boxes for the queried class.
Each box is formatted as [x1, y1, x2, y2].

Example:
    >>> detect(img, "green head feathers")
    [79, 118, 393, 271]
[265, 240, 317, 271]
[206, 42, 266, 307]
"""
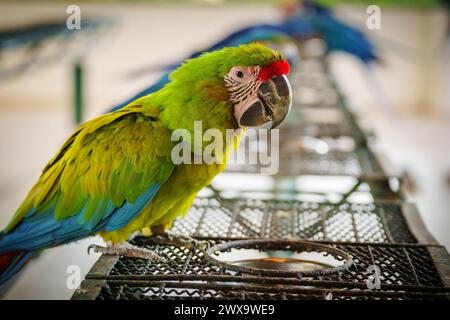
[169, 43, 285, 83]
[149, 43, 291, 141]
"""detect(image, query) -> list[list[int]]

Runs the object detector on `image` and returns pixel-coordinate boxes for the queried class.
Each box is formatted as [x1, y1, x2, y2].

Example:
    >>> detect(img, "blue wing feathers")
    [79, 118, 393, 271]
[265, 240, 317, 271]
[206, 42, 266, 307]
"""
[0, 183, 161, 253]
[104, 183, 160, 232]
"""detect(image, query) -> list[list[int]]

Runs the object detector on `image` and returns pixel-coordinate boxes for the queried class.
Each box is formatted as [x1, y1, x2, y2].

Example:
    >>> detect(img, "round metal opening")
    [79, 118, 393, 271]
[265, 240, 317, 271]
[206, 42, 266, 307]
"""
[206, 239, 353, 277]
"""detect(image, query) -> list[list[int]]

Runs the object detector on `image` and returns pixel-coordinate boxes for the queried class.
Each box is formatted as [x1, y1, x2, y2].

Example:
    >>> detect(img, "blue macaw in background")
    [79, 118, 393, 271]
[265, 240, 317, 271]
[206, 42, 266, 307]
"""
[289, 1, 397, 119]
[286, 0, 378, 63]
[160, 24, 311, 72]
[110, 23, 309, 111]
[109, 0, 379, 113]
[0, 19, 108, 82]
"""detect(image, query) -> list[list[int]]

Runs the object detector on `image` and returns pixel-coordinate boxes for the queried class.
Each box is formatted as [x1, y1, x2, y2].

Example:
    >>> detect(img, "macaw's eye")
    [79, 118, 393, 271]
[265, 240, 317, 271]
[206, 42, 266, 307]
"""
[235, 70, 244, 78]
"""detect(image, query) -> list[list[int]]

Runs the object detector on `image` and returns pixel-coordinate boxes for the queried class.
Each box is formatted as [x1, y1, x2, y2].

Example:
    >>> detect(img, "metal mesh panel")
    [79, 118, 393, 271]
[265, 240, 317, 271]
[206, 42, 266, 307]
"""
[171, 197, 416, 243]
[284, 148, 363, 176]
[284, 105, 366, 142]
[226, 59, 380, 177]
[87, 238, 449, 300]
[226, 139, 384, 177]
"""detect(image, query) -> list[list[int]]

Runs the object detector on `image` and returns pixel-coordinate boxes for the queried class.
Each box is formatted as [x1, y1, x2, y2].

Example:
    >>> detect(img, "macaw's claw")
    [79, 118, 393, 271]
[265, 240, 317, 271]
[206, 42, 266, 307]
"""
[87, 242, 165, 262]
[152, 232, 209, 251]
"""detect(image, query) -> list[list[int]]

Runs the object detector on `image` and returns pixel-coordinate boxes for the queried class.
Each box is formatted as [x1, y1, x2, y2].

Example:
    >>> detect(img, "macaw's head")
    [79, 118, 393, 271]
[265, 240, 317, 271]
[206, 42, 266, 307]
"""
[166, 43, 292, 131]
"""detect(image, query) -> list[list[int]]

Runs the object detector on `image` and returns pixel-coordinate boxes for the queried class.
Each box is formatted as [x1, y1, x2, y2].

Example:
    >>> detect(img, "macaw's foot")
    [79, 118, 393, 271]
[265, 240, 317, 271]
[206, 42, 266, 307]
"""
[88, 242, 165, 262]
[152, 231, 208, 251]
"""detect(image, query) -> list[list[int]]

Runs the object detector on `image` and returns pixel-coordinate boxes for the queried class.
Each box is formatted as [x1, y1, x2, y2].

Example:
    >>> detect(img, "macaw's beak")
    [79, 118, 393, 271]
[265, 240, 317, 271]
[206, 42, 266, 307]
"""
[236, 75, 292, 129]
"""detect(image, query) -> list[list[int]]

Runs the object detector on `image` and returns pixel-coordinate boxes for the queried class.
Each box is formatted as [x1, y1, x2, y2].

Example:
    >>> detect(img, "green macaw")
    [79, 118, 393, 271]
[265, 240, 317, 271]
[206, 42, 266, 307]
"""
[0, 43, 292, 285]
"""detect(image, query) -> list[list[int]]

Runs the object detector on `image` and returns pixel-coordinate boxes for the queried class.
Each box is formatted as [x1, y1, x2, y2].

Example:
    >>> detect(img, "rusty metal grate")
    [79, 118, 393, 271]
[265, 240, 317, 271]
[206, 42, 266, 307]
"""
[74, 238, 450, 300]
[170, 196, 417, 244]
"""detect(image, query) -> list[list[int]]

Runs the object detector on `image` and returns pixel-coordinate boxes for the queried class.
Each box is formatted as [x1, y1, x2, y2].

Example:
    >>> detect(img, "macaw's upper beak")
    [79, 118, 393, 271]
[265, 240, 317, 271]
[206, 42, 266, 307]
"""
[236, 75, 292, 129]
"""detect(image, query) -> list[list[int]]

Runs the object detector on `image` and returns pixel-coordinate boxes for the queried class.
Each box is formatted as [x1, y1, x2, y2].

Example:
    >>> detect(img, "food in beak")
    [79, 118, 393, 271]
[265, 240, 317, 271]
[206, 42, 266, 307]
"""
[237, 75, 292, 129]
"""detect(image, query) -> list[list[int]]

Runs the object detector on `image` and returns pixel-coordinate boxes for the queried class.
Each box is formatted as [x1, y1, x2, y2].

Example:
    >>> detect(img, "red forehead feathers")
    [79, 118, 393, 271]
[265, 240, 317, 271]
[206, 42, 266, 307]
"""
[259, 60, 290, 81]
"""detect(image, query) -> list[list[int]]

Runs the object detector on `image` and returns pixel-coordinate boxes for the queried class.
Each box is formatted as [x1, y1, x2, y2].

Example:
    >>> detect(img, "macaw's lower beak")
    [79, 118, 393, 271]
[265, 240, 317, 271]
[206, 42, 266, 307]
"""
[235, 75, 292, 129]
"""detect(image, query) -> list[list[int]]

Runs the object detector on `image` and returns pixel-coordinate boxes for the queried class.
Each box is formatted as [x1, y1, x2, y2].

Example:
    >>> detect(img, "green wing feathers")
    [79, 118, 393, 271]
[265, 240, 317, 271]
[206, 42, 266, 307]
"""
[5, 103, 175, 233]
